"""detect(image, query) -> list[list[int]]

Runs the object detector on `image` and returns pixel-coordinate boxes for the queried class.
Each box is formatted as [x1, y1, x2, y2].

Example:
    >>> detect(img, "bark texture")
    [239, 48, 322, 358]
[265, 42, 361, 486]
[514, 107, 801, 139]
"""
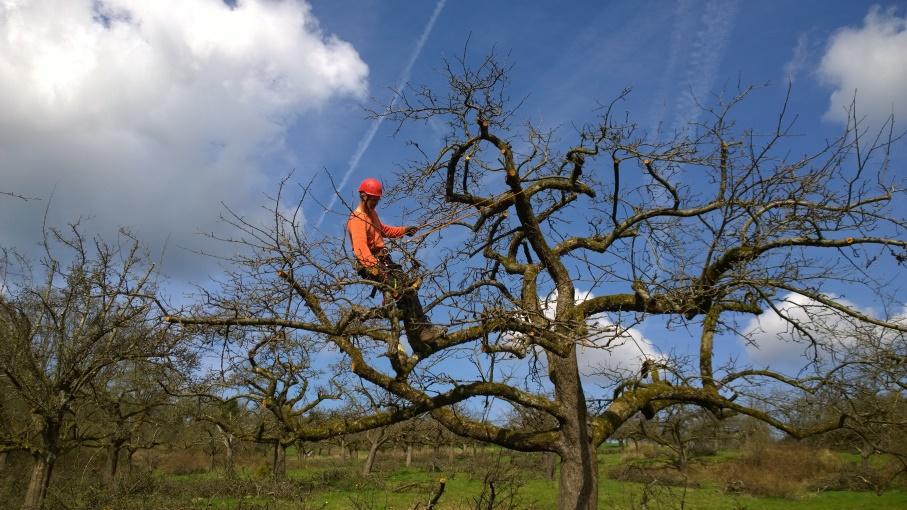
[362, 441, 380, 475]
[22, 455, 54, 510]
[272, 442, 286, 480]
[550, 349, 597, 510]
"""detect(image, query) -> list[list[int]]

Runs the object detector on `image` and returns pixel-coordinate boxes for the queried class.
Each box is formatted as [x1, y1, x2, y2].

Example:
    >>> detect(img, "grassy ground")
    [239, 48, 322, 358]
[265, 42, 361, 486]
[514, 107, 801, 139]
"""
[4, 446, 907, 509]
[101, 448, 907, 510]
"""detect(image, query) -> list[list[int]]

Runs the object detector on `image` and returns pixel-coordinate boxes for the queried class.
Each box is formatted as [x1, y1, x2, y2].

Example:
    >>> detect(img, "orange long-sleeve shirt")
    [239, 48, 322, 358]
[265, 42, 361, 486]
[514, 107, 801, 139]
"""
[347, 209, 407, 267]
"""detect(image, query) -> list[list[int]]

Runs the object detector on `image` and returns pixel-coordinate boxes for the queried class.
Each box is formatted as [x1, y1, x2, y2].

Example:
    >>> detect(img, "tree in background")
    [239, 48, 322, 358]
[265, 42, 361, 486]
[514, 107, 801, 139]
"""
[799, 324, 907, 489]
[86, 358, 190, 483]
[184, 327, 340, 480]
[345, 385, 407, 476]
[624, 405, 720, 471]
[0, 227, 183, 510]
[166, 53, 907, 509]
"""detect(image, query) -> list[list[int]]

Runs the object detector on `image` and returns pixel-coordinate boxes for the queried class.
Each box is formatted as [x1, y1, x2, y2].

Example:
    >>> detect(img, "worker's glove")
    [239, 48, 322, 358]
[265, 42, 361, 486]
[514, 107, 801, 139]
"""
[367, 265, 382, 277]
[404, 226, 419, 237]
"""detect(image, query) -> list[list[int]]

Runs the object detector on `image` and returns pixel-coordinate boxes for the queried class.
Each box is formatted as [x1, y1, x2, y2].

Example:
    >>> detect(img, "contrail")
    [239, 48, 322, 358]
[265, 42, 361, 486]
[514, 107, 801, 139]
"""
[316, 0, 447, 228]
[645, 0, 695, 137]
[670, 0, 740, 135]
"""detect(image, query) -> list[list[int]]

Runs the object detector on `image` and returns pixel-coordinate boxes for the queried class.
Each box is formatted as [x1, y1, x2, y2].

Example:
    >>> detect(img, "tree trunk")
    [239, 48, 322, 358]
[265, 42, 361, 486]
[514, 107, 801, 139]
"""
[549, 348, 598, 510]
[558, 450, 598, 510]
[430, 444, 441, 471]
[362, 441, 381, 476]
[545, 452, 557, 481]
[223, 440, 235, 479]
[22, 418, 61, 510]
[126, 449, 136, 477]
[860, 450, 871, 470]
[859, 440, 873, 470]
[21, 454, 54, 510]
[272, 442, 287, 480]
[296, 442, 306, 465]
[105, 442, 123, 484]
[217, 426, 236, 479]
[405, 444, 413, 467]
[677, 445, 689, 472]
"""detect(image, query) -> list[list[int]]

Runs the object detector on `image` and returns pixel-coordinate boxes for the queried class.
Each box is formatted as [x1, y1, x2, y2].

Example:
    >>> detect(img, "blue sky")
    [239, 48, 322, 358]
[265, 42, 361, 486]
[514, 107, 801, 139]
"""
[302, 0, 907, 379]
[1, 0, 906, 386]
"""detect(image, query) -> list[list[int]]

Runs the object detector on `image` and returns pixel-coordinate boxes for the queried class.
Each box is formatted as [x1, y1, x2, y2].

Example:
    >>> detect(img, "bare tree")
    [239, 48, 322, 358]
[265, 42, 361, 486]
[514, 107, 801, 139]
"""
[0, 375, 28, 472]
[86, 358, 188, 483]
[346, 385, 405, 476]
[626, 405, 720, 471]
[797, 324, 907, 488]
[186, 327, 339, 480]
[0, 227, 179, 510]
[165, 53, 907, 509]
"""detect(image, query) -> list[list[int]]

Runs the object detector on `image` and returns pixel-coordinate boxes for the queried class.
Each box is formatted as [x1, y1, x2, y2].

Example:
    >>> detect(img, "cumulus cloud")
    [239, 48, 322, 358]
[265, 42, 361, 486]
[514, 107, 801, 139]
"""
[739, 292, 885, 373]
[0, 0, 367, 276]
[535, 290, 664, 380]
[577, 316, 663, 380]
[819, 6, 907, 126]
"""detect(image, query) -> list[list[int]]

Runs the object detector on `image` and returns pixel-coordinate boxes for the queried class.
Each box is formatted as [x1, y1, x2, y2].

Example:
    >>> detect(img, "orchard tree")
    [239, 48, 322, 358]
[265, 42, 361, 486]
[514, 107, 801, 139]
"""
[86, 357, 189, 483]
[345, 385, 406, 476]
[167, 54, 907, 509]
[0, 373, 29, 472]
[799, 324, 907, 486]
[185, 327, 340, 479]
[0, 227, 180, 510]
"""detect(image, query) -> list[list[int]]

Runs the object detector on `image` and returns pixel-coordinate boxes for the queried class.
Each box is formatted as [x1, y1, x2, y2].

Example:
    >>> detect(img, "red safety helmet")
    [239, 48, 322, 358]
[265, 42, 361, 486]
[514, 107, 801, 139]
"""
[358, 178, 383, 197]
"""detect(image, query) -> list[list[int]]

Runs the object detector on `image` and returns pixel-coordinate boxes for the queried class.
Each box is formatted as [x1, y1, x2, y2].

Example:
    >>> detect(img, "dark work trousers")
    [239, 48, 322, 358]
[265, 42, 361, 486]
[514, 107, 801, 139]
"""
[358, 257, 432, 353]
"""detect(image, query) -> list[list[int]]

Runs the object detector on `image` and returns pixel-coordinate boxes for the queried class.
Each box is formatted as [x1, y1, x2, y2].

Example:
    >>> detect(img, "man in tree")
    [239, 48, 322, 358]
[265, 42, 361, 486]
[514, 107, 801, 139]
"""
[167, 54, 907, 510]
[347, 177, 439, 352]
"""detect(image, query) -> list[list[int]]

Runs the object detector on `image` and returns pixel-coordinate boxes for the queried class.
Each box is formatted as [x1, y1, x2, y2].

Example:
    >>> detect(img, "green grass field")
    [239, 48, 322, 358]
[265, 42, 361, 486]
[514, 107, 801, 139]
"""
[84, 447, 907, 510]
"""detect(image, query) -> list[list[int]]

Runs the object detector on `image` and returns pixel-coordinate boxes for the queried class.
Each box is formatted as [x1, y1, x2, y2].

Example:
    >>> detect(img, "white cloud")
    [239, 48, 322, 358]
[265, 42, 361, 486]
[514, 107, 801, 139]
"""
[538, 290, 665, 379]
[0, 0, 367, 276]
[740, 292, 871, 372]
[819, 6, 907, 126]
[578, 316, 663, 379]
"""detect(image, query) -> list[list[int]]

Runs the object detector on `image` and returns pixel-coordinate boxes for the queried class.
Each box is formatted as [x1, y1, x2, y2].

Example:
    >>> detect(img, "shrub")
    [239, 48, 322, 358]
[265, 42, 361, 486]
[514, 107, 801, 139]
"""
[607, 464, 700, 488]
[155, 449, 211, 476]
[816, 458, 907, 493]
[619, 442, 660, 463]
[718, 442, 842, 499]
